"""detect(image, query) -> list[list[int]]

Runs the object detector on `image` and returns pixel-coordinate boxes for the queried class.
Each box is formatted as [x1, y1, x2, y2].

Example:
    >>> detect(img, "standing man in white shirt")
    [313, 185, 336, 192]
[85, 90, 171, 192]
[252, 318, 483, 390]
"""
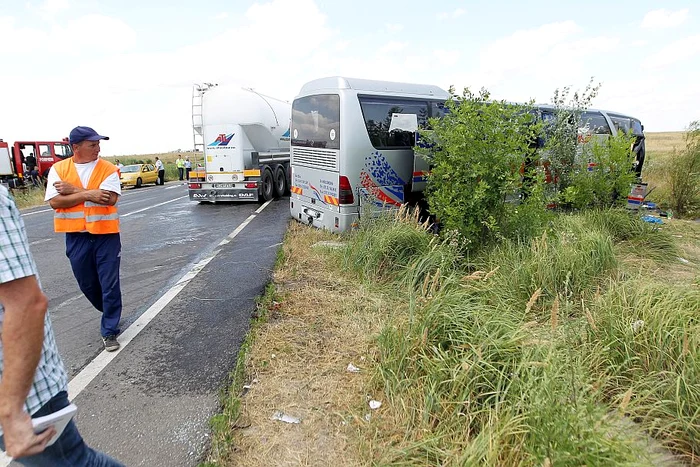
[44, 126, 124, 352]
[154, 157, 165, 185]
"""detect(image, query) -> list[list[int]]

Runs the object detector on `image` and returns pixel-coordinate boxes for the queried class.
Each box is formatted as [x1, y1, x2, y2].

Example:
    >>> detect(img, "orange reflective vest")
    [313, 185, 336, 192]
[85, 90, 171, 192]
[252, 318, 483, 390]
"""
[53, 159, 120, 234]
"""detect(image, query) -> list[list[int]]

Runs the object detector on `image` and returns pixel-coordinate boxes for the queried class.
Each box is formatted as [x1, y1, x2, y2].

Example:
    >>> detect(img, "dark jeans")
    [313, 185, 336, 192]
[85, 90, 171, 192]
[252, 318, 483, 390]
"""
[185, 168, 191, 180]
[158, 170, 165, 185]
[0, 391, 123, 466]
[66, 233, 122, 337]
[177, 167, 184, 180]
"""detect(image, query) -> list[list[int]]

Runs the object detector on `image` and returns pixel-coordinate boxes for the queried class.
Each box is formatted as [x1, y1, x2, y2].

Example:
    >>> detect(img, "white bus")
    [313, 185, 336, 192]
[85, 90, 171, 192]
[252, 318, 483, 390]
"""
[289, 76, 450, 232]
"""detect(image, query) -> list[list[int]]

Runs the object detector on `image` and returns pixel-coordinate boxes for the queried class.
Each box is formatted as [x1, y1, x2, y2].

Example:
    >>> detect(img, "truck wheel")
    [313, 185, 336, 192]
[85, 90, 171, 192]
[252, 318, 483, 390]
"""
[261, 167, 274, 201]
[136, 177, 142, 188]
[273, 165, 287, 198]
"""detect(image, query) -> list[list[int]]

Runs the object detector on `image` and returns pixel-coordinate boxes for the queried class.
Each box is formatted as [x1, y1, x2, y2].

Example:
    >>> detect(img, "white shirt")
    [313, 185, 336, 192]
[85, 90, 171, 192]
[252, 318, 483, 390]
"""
[155, 160, 164, 171]
[116, 163, 124, 169]
[44, 159, 122, 201]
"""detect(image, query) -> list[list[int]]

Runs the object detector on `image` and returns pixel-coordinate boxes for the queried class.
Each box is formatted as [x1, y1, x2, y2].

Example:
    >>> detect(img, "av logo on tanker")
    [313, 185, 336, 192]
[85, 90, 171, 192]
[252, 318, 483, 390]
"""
[208, 133, 235, 147]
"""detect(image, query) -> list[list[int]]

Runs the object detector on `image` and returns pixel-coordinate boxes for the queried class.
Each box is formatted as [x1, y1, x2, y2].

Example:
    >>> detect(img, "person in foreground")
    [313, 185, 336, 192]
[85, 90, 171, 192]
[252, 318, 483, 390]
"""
[44, 126, 123, 352]
[0, 185, 123, 466]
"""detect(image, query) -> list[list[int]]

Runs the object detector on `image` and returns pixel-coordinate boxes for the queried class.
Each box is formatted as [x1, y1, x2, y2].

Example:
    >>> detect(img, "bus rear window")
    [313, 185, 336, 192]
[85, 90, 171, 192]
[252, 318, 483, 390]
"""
[291, 94, 340, 150]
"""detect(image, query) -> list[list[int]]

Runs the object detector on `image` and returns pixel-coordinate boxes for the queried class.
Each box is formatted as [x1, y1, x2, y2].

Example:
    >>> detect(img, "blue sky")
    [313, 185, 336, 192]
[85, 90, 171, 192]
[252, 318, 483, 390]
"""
[0, 0, 698, 156]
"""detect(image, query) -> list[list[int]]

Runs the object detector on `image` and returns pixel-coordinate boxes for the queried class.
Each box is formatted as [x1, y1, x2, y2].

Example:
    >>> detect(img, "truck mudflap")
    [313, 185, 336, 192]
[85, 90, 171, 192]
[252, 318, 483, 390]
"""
[189, 188, 258, 202]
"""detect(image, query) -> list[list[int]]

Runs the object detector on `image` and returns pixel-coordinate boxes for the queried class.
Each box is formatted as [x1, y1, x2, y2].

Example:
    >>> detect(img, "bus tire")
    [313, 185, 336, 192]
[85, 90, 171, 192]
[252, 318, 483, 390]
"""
[260, 166, 274, 202]
[273, 164, 287, 198]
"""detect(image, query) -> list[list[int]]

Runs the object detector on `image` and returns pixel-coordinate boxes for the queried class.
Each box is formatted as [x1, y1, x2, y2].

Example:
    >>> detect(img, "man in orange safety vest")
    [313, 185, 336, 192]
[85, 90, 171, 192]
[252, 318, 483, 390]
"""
[44, 126, 123, 352]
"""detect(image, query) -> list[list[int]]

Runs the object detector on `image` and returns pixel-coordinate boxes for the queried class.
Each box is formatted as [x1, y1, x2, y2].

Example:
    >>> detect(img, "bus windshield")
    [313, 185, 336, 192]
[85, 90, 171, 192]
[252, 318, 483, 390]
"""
[291, 94, 340, 150]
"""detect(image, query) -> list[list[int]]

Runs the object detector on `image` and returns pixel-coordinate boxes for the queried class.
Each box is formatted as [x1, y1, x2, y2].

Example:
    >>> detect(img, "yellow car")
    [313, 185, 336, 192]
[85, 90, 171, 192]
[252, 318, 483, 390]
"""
[119, 164, 158, 188]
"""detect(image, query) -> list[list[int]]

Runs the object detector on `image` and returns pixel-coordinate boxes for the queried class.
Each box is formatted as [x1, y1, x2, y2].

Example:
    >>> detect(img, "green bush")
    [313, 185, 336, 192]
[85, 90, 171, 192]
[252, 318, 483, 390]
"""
[417, 87, 548, 250]
[667, 121, 700, 217]
[561, 132, 637, 209]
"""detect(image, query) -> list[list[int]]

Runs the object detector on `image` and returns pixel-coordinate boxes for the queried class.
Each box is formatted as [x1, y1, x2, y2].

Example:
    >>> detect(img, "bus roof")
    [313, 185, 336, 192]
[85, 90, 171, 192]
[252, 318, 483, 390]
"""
[297, 76, 451, 100]
[536, 104, 641, 122]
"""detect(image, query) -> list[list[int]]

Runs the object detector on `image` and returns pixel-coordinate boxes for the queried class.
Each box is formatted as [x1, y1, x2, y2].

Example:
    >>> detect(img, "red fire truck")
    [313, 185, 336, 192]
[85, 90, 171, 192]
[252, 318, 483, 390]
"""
[0, 138, 73, 187]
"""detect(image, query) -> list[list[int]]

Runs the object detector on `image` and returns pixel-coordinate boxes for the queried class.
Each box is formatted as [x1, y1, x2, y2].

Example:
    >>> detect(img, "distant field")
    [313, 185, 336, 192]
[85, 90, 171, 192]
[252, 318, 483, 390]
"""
[102, 151, 204, 165]
[644, 131, 686, 156]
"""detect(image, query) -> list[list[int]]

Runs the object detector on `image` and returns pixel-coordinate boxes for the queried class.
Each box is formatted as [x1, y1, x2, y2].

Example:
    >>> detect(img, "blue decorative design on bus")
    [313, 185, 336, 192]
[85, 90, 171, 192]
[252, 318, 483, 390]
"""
[364, 152, 405, 186]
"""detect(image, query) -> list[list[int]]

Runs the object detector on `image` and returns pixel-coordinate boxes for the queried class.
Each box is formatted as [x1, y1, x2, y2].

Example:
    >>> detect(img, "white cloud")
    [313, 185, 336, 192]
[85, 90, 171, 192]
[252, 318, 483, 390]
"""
[378, 40, 407, 55]
[0, 0, 337, 155]
[643, 34, 700, 69]
[0, 14, 137, 57]
[641, 8, 689, 29]
[437, 8, 466, 20]
[433, 49, 460, 66]
[385, 23, 403, 33]
[479, 21, 582, 78]
[40, 0, 70, 13]
[214, 12, 229, 20]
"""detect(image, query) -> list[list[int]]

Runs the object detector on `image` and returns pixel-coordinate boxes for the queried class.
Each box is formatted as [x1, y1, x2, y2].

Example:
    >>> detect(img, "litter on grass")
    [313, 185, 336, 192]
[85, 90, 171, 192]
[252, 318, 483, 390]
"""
[272, 411, 301, 424]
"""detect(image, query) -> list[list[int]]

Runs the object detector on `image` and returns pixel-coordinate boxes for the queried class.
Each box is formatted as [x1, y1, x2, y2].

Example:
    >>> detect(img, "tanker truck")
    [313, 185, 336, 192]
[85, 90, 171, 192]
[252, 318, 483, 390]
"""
[188, 83, 291, 202]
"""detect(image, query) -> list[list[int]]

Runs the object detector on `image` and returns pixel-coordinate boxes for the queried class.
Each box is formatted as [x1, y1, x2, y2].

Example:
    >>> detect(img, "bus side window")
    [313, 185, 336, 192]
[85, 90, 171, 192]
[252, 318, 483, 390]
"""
[581, 111, 612, 135]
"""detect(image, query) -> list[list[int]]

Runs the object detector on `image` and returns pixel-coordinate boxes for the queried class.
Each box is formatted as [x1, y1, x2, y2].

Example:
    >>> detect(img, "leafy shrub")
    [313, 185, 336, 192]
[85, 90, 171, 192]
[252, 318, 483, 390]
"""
[417, 87, 548, 250]
[667, 121, 700, 217]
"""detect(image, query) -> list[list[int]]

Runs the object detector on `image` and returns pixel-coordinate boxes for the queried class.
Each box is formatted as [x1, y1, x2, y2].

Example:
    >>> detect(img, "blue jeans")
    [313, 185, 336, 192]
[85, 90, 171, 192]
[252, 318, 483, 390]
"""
[0, 391, 123, 466]
[65, 233, 122, 337]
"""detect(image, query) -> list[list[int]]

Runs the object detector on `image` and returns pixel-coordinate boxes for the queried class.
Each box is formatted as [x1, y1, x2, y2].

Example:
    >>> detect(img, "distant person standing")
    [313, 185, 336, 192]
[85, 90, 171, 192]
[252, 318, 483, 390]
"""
[184, 157, 192, 181]
[155, 157, 165, 185]
[175, 155, 184, 181]
[114, 159, 124, 170]
[44, 126, 124, 352]
[0, 185, 124, 466]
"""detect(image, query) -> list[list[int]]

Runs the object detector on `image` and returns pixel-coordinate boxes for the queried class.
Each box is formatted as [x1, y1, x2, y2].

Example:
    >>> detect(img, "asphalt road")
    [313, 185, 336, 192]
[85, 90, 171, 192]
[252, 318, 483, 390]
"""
[9, 182, 291, 466]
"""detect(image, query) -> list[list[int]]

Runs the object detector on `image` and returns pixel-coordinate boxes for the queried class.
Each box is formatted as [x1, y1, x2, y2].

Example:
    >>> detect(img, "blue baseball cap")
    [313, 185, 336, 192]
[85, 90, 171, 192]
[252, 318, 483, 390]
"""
[69, 126, 110, 145]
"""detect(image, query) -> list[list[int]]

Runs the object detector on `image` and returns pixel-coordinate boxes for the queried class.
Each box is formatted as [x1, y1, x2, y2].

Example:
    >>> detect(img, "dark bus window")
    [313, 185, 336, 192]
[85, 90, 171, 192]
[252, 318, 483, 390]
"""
[580, 111, 612, 135]
[291, 94, 340, 150]
[359, 96, 429, 149]
[631, 119, 644, 136]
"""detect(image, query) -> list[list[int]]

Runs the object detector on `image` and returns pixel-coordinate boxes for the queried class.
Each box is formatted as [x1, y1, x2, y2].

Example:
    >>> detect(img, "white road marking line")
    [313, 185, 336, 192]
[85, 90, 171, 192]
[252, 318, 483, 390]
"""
[52, 293, 84, 311]
[165, 184, 185, 190]
[65, 200, 272, 400]
[20, 189, 178, 217]
[121, 196, 188, 217]
[21, 208, 52, 217]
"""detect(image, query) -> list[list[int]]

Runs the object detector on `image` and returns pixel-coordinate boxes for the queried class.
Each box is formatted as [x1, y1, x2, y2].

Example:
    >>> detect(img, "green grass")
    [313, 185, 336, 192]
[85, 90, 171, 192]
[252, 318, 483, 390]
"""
[10, 186, 46, 209]
[341, 207, 695, 466]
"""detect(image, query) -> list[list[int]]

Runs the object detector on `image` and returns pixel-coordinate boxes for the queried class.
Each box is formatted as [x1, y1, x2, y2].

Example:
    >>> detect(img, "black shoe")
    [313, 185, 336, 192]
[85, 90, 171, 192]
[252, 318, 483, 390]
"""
[102, 335, 120, 352]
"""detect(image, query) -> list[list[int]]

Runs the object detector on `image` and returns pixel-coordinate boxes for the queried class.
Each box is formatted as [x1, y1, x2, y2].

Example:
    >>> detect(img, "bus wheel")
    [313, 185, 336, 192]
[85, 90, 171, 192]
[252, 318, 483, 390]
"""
[273, 165, 287, 198]
[261, 167, 274, 202]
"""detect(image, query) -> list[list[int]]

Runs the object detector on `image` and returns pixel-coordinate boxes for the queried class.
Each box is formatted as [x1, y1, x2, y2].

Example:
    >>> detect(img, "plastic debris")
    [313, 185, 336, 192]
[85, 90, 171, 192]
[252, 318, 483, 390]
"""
[678, 257, 690, 264]
[369, 400, 382, 410]
[347, 363, 361, 373]
[364, 414, 371, 422]
[641, 215, 663, 224]
[272, 411, 301, 424]
[312, 241, 345, 250]
[631, 320, 645, 333]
